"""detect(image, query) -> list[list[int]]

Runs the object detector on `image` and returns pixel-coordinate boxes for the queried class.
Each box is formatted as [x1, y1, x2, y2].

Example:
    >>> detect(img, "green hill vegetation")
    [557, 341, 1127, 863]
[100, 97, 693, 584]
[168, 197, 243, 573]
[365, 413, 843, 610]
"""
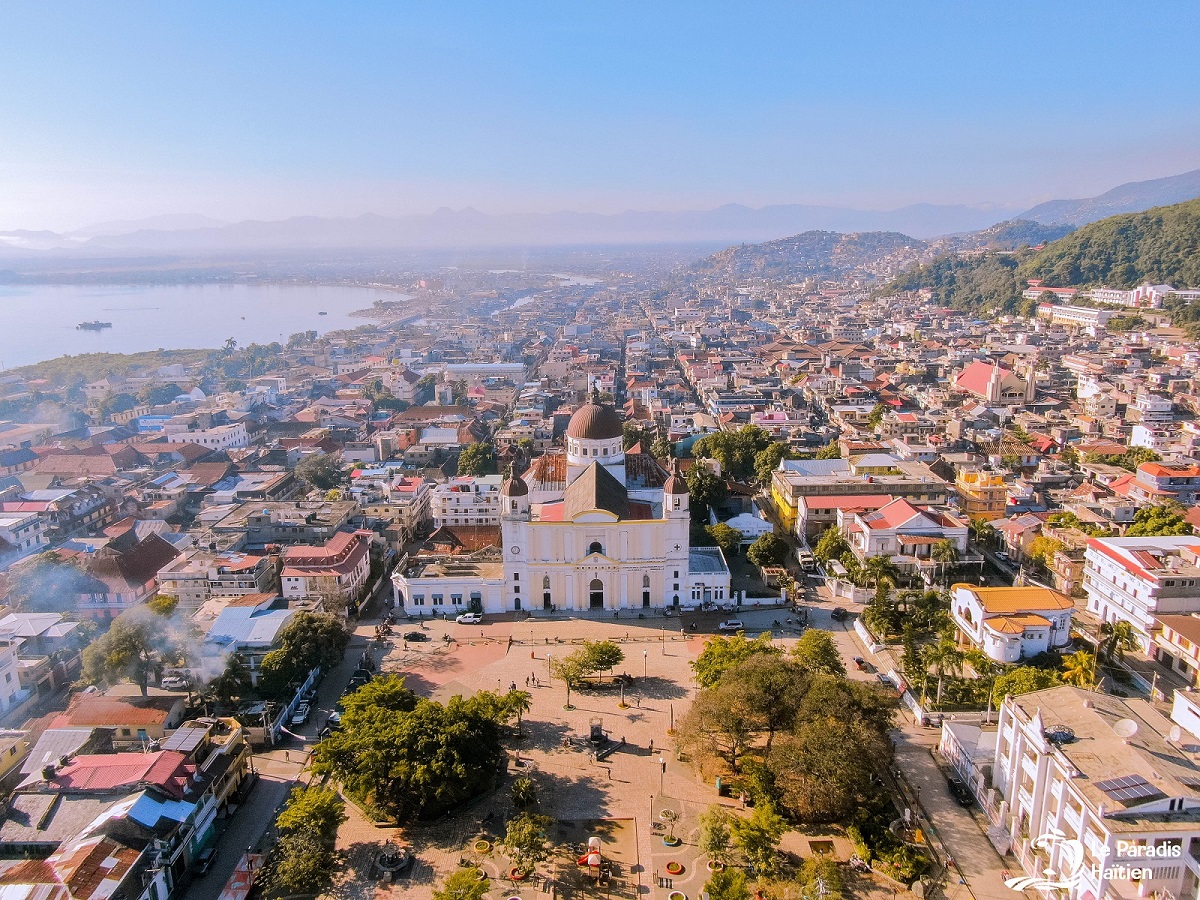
[884, 197, 1200, 318]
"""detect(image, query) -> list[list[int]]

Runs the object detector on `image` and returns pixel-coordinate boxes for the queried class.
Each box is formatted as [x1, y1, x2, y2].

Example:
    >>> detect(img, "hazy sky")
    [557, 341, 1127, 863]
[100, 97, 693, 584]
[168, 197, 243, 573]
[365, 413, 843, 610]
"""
[2, 2, 1198, 231]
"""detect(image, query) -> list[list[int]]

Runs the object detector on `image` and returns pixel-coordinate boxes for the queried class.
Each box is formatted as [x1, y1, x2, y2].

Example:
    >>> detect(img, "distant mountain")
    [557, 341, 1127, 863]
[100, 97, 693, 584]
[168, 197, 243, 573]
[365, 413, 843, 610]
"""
[0, 202, 1016, 257]
[884, 197, 1200, 314]
[71, 213, 228, 239]
[694, 230, 931, 281]
[1018, 169, 1200, 226]
[937, 219, 1075, 252]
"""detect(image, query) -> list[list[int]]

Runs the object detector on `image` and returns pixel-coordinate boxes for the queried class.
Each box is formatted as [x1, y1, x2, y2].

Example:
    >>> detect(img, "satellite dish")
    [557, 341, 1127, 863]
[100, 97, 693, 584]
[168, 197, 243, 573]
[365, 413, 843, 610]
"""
[1170, 725, 1183, 743]
[1112, 718, 1139, 739]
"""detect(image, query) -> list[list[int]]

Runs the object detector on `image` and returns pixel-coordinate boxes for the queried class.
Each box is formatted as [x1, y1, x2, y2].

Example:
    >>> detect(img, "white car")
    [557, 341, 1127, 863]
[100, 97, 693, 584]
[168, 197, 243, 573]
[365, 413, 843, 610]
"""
[161, 676, 190, 691]
[455, 612, 483, 625]
[717, 620, 745, 632]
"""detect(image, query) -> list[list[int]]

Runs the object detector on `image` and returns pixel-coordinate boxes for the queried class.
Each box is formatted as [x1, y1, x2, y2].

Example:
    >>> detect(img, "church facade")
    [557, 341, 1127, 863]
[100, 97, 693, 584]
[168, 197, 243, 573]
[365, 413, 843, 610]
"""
[392, 398, 731, 616]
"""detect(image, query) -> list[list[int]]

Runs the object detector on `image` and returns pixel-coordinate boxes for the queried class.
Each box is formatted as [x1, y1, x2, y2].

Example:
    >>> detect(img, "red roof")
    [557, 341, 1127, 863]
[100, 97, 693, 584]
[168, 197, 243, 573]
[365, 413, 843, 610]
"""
[46, 750, 191, 798]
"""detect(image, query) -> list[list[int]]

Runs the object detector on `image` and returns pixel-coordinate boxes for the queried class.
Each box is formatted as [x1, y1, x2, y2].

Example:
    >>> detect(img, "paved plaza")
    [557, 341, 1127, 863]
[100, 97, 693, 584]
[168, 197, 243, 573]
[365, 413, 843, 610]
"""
[314, 603, 919, 900]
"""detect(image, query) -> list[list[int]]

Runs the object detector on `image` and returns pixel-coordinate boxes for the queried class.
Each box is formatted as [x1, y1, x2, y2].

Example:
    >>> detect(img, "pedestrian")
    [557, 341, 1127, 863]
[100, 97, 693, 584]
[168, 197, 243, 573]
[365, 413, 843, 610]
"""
[531, 671, 536, 682]
[525, 676, 530, 687]
[510, 681, 517, 692]
[635, 695, 641, 708]
[649, 739, 654, 753]
[285, 750, 291, 762]
[533, 675, 539, 687]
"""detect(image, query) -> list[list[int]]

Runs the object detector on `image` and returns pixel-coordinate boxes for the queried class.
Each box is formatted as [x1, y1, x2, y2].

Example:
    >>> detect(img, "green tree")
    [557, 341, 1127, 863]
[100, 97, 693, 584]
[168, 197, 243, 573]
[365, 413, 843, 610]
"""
[790, 629, 846, 676]
[703, 868, 751, 900]
[692, 425, 772, 480]
[686, 465, 727, 521]
[504, 689, 532, 737]
[770, 716, 891, 823]
[81, 604, 188, 696]
[969, 517, 997, 548]
[313, 689, 506, 820]
[815, 440, 841, 459]
[866, 402, 887, 430]
[294, 452, 342, 490]
[1061, 650, 1096, 688]
[676, 679, 759, 772]
[746, 531, 789, 568]
[706, 523, 743, 556]
[922, 636, 964, 705]
[623, 421, 655, 451]
[932, 539, 960, 584]
[727, 654, 807, 750]
[265, 830, 336, 898]
[753, 441, 792, 484]
[1098, 620, 1139, 665]
[501, 812, 554, 874]
[813, 528, 850, 563]
[992, 666, 1060, 707]
[1126, 503, 1193, 537]
[651, 435, 673, 460]
[691, 632, 782, 689]
[511, 776, 538, 810]
[258, 613, 349, 698]
[698, 805, 734, 865]
[730, 801, 787, 875]
[207, 656, 253, 704]
[274, 785, 346, 839]
[457, 441, 495, 476]
[433, 868, 490, 900]
[579, 640, 625, 683]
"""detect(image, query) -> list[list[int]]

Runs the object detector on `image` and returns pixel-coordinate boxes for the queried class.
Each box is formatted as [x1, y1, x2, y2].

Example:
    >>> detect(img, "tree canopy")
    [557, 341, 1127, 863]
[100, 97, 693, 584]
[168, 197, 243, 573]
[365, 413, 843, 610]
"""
[81, 603, 190, 696]
[312, 676, 509, 820]
[1126, 503, 1193, 537]
[457, 441, 495, 476]
[258, 613, 349, 698]
[691, 425, 772, 481]
[691, 631, 782, 689]
[747, 532, 789, 568]
[790, 630, 846, 676]
[294, 452, 343, 490]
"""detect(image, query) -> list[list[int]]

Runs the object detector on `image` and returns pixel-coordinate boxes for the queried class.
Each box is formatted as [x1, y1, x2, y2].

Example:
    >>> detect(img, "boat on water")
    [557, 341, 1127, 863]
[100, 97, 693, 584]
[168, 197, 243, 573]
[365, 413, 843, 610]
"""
[76, 320, 113, 331]
[318, 311, 328, 315]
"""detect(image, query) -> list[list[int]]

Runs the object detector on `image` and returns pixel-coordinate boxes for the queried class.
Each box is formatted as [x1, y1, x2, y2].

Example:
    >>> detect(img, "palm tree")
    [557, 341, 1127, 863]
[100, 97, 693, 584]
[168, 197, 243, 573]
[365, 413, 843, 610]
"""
[969, 518, 996, 549]
[963, 648, 1002, 723]
[932, 539, 960, 585]
[505, 689, 533, 737]
[1062, 651, 1096, 688]
[863, 554, 901, 592]
[922, 636, 964, 705]
[1098, 620, 1139, 666]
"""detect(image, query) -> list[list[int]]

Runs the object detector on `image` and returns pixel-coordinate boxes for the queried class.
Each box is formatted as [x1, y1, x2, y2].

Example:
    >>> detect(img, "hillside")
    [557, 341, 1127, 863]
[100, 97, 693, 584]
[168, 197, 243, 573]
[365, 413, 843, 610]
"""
[1019, 168, 1200, 226]
[938, 219, 1074, 252]
[883, 197, 1200, 314]
[693, 230, 930, 281]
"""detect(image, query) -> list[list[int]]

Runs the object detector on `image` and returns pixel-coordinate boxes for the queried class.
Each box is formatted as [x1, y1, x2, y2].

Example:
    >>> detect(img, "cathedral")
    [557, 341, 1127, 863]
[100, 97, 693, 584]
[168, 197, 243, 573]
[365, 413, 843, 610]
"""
[392, 396, 731, 616]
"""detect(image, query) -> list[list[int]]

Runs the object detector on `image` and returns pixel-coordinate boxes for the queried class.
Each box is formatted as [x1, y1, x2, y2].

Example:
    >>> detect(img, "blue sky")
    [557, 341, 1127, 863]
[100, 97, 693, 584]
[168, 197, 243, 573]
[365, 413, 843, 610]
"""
[2, 2, 1198, 230]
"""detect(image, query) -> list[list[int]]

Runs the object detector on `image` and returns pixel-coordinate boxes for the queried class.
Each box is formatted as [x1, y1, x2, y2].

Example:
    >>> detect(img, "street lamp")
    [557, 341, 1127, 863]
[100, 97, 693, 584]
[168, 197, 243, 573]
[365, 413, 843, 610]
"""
[547, 653, 552, 681]
[658, 756, 666, 794]
[643, 649, 648, 678]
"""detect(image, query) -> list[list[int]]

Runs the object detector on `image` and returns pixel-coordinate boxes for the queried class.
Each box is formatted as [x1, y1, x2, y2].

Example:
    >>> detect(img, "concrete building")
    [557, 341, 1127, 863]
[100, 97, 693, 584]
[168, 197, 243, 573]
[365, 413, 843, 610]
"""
[951, 583, 1074, 663]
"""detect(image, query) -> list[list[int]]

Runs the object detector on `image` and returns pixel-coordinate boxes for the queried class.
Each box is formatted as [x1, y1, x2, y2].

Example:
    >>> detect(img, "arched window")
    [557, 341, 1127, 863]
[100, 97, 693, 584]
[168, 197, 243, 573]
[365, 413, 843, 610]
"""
[589, 578, 604, 609]
[543, 575, 551, 589]
[588, 541, 603, 555]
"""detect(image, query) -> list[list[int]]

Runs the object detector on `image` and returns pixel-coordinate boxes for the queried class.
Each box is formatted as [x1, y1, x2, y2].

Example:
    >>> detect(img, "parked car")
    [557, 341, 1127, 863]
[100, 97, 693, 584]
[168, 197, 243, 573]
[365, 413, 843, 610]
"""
[161, 676, 190, 691]
[290, 703, 310, 726]
[403, 630, 430, 642]
[717, 619, 745, 632]
[946, 776, 973, 807]
[326, 711, 342, 729]
[830, 607, 847, 621]
[876, 673, 894, 688]
[853, 656, 867, 670]
[455, 612, 483, 625]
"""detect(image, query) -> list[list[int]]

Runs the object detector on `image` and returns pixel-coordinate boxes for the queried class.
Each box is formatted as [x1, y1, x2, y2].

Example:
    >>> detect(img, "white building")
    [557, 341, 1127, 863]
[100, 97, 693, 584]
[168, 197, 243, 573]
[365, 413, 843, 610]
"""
[161, 420, 249, 450]
[990, 686, 1200, 900]
[393, 398, 730, 615]
[280, 531, 371, 605]
[0, 511, 47, 569]
[951, 583, 1074, 663]
[432, 475, 504, 528]
[1083, 536, 1200, 651]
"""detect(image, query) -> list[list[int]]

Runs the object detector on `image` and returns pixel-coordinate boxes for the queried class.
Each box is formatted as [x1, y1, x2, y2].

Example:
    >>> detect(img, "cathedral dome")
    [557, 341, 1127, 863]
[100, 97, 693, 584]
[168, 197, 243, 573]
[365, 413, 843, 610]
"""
[565, 401, 624, 441]
[663, 459, 688, 494]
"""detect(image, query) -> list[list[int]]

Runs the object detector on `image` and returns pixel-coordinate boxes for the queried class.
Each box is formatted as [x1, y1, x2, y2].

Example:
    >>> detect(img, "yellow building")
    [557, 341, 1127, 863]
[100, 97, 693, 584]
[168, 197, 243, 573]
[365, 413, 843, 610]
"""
[954, 469, 1008, 521]
[0, 729, 29, 783]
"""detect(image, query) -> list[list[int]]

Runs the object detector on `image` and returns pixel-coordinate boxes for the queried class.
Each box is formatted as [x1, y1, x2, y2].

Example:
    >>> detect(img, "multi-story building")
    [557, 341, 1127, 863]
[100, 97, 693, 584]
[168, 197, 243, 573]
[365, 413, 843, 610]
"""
[432, 475, 504, 529]
[990, 686, 1200, 900]
[156, 549, 280, 613]
[210, 500, 359, 548]
[951, 583, 1074, 663]
[1082, 536, 1200, 651]
[1126, 462, 1200, 507]
[840, 498, 969, 578]
[770, 458, 948, 535]
[280, 531, 372, 605]
[955, 468, 1009, 521]
[0, 510, 47, 569]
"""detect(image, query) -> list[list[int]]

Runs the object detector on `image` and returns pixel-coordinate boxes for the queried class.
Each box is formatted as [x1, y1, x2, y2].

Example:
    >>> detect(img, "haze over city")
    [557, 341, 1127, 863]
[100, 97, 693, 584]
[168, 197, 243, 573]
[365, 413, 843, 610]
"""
[2, 1, 1198, 231]
[3, 6, 1200, 900]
